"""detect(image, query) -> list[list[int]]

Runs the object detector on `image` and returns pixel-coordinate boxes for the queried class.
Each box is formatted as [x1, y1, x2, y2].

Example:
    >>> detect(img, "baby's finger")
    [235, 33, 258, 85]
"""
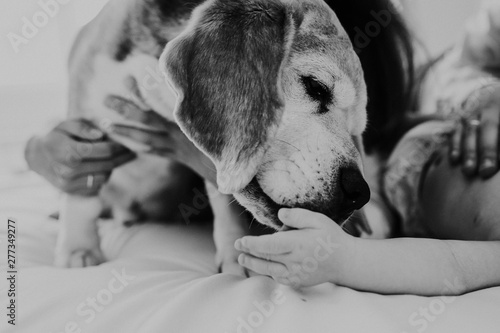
[235, 245, 288, 263]
[478, 106, 499, 178]
[238, 254, 289, 279]
[235, 234, 294, 255]
[449, 122, 463, 164]
[278, 208, 330, 229]
[462, 119, 479, 176]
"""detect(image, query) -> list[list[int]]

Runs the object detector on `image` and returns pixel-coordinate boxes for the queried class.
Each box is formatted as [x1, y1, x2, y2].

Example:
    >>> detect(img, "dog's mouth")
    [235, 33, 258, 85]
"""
[240, 178, 290, 230]
[240, 178, 354, 231]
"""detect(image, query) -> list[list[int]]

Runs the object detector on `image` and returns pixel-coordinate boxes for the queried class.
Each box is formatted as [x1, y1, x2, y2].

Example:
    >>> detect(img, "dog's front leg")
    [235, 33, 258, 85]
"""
[206, 181, 248, 276]
[54, 194, 105, 267]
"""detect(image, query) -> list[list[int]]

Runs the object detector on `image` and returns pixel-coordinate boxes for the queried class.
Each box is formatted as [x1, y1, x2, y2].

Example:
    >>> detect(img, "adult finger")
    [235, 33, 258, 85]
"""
[81, 141, 131, 160]
[104, 95, 175, 132]
[104, 95, 148, 123]
[110, 124, 173, 152]
[110, 151, 136, 168]
[52, 151, 135, 180]
[462, 118, 479, 176]
[478, 106, 499, 178]
[56, 173, 110, 197]
[25, 136, 49, 176]
[54, 118, 105, 141]
[238, 254, 289, 278]
[123, 76, 148, 106]
[235, 234, 295, 255]
[278, 208, 330, 229]
[45, 132, 130, 162]
[449, 122, 463, 164]
[68, 173, 110, 196]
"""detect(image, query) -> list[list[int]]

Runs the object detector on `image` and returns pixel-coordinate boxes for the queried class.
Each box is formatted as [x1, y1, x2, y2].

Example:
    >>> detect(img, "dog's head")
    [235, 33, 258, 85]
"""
[161, 0, 370, 229]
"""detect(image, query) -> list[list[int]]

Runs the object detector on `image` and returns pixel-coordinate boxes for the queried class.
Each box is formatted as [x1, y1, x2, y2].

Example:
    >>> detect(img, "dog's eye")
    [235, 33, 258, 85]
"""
[300, 76, 333, 114]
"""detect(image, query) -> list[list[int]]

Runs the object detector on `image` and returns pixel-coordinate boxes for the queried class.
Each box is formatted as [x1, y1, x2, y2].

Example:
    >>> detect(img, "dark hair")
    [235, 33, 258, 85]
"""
[325, 0, 415, 157]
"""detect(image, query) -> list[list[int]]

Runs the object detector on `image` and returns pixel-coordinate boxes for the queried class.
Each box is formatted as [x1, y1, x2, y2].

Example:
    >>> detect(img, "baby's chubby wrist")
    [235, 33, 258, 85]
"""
[326, 230, 365, 286]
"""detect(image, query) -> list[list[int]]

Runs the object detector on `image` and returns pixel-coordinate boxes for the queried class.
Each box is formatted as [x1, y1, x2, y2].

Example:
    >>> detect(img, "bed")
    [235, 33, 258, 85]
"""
[1, 87, 499, 333]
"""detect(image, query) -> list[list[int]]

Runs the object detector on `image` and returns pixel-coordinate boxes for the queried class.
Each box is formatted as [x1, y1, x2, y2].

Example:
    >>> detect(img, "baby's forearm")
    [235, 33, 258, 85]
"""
[336, 238, 500, 296]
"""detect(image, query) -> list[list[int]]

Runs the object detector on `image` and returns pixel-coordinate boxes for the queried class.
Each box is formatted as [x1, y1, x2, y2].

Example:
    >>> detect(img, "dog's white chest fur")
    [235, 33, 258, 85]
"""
[84, 53, 177, 151]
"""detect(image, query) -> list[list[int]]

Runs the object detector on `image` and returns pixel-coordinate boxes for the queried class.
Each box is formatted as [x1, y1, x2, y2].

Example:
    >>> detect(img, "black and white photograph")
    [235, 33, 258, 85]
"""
[1, 0, 500, 332]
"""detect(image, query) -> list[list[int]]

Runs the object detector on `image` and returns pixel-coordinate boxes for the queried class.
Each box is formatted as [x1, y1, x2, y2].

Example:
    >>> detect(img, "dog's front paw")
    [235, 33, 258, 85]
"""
[55, 239, 104, 268]
[216, 250, 248, 277]
[55, 248, 104, 268]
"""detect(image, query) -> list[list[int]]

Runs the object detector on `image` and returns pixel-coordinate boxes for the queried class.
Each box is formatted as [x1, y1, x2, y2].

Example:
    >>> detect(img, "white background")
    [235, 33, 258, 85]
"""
[0, 0, 484, 88]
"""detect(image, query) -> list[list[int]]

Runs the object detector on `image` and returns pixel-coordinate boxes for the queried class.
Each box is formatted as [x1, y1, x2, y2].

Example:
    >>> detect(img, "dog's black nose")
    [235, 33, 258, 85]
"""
[339, 167, 371, 215]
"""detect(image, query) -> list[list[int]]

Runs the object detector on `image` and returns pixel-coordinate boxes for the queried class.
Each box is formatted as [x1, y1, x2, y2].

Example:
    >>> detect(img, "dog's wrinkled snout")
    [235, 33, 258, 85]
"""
[339, 166, 371, 216]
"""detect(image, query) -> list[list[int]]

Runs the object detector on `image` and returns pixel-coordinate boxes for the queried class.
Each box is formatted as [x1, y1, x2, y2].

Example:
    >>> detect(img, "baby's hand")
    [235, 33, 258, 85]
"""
[235, 208, 356, 288]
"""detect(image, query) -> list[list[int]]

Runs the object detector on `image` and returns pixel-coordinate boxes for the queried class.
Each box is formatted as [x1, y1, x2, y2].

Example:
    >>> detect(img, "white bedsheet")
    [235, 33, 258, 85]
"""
[1, 209, 500, 333]
[1, 87, 500, 333]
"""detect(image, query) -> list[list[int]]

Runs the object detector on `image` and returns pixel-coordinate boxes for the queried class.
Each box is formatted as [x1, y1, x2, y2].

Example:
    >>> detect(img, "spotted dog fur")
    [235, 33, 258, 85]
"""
[56, 0, 371, 274]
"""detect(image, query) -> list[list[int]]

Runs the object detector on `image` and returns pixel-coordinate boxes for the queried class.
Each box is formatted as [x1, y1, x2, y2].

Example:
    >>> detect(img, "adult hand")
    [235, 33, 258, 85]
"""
[25, 119, 135, 196]
[104, 94, 217, 185]
[449, 84, 500, 178]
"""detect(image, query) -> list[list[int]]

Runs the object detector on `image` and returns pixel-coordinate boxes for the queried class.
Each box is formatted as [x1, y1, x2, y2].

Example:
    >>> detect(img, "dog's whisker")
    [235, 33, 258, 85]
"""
[340, 220, 348, 230]
[201, 160, 217, 172]
[339, 216, 353, 233]
[249, 217, 256, 229]
[340, 225, 350, 234]
[289, 160, 306, 175]
[276, 139, 300, 152]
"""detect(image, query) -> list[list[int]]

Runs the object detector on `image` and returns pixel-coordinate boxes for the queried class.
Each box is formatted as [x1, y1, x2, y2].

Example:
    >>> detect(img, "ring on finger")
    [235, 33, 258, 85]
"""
[468, 119, 481, 128]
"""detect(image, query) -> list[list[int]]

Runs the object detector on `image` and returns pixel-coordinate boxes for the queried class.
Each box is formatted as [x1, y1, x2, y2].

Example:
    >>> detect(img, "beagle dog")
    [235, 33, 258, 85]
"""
[55, 0, 371, 274]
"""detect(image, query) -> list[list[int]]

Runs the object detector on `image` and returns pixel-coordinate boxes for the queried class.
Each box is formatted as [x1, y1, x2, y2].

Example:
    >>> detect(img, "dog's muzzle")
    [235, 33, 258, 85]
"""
[240, 166, 371, 231]
[338, 166, 371, 217]
[291, 165, 371, 224]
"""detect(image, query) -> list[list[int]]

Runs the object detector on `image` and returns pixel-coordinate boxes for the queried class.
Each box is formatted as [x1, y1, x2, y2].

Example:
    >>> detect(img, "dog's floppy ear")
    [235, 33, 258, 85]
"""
[160, 0, 300, 194]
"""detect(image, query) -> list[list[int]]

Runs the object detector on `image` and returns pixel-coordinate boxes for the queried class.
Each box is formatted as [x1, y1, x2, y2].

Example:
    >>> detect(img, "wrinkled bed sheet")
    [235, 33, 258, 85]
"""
[1, 87, 500, 333]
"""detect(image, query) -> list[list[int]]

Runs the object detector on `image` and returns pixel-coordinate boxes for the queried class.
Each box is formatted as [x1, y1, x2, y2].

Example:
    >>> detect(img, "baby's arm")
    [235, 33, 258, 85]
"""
[342, 237, 500, 296]
[236, 208, 500, 296]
